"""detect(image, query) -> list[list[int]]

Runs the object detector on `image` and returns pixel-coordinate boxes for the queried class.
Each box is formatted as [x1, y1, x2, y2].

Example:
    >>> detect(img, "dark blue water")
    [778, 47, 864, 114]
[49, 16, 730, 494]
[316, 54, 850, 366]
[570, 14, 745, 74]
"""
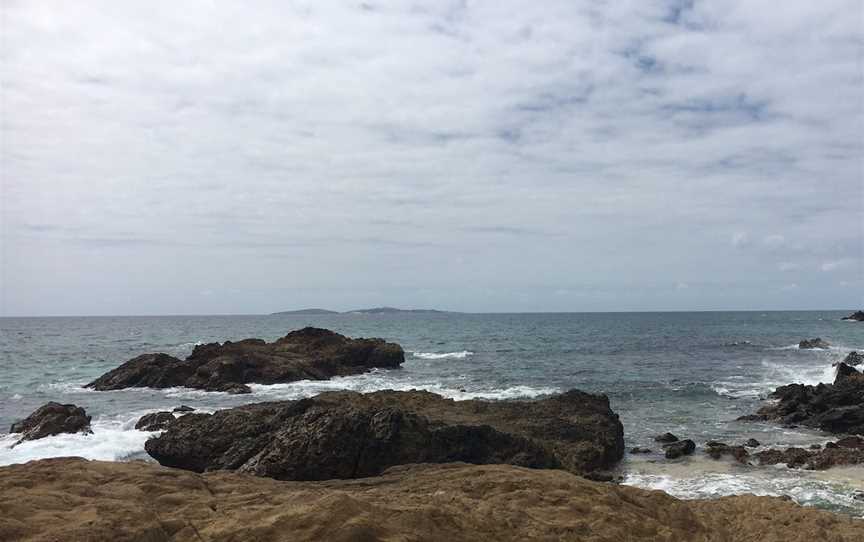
[1, 311, 862, 514]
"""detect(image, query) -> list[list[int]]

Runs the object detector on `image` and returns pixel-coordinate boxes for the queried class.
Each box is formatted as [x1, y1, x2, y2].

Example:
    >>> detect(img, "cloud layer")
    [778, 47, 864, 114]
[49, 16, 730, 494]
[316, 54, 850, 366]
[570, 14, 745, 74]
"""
[2, 0, 862, 314]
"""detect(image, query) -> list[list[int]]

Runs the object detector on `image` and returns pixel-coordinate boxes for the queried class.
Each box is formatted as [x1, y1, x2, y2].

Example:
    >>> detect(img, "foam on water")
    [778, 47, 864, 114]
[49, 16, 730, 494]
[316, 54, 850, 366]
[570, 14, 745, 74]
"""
[412, 351, 474, 360]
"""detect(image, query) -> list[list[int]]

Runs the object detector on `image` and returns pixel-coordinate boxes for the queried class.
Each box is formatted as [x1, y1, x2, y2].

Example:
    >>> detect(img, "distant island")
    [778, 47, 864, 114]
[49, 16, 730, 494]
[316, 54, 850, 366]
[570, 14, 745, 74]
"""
[271, 307, 452, 315]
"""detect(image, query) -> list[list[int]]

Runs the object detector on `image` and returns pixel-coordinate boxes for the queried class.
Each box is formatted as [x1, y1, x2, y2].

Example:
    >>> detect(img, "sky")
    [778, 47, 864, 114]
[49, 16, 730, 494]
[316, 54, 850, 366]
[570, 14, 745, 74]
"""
[1, 0, 862, 316]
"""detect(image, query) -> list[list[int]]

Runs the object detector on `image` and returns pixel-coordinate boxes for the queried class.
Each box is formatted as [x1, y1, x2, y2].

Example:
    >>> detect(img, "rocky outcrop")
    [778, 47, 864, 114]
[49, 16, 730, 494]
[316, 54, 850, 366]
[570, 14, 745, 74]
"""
[754, 436, 864, 470]
[134, 412, 175, 431]
[743, 363, 864, 434]
[663, 439, 695, 459]
[705, 441, 750, 462]
[144, 389, 625, 480]
[654, 432, 679, 443]
[836, 351, 864, 367]
[2, 458, 862, 542]
[842, 311, 864, 321]
[9, 403, 91, 445]
[799, 338, 831, 349]
[86, 327, 405, 394]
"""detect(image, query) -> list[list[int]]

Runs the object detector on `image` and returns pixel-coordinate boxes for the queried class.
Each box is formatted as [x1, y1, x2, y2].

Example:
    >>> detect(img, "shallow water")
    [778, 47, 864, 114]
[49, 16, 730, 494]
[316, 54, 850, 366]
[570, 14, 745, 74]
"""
[1, 311, 862, 515]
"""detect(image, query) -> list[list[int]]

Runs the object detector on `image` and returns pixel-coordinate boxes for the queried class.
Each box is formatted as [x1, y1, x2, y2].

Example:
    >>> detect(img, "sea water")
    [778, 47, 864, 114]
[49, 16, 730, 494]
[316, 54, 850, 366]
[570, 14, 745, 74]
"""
[1, 311, 862, 515]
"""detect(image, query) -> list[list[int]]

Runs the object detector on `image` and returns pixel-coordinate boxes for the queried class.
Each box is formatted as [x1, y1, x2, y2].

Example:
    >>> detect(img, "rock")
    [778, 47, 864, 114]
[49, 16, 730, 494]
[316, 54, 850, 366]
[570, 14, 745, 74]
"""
[134, 412, 175, 431]
[173, 405, 195, 413]
[145, 389, 625, 480]
[3, 459, 862, 542]
[854, 491, 864, 501]
[663, 439, 695, 459]
[836, 351, 864, 367]
[704, 442, 749, 462]
[748, 373, 864, 435]
[9, 402, 92, 444]
[86, 327, 405, 393]
[744, 438, 760, 447]
[754, 440, 864, 470]
[841, 311, 864, 321]
[653, 432, 679, 443]
[833, 362, 862, 384]
[629, 447, 652, 454]
[834, 436, 864, 449]
[798, 338, 830, 349]
[736, 414, 767, 422]
[810, 444, 822, 450]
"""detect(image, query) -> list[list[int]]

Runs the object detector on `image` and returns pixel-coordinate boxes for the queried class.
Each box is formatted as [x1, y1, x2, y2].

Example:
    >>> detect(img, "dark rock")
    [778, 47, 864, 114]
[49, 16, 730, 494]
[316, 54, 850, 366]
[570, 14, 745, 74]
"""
[754, 443, 864, 470]
[653, 432, 679, 443]
[798, 338, 830, 349]
[10, 402, 92, 444]
[744, 438, 760, 448]
[705, 441, 749, 462]
[854, 491, 864, 501]
[135, 412, 175, 432]
[86, 328, 405, 394]
[809, 444, 822, 450]
[834, 436, 864, 449]
[841, 311, 864, 322]
[836, 351, 864, 367]
[629, 447, 652, 454]
[663, 439, 695, 459]
[145, 389, 625, 481]
[833, 362, 861, 384]
[736, 414, 767, 422]
[173, 405, 195, 413]
[583, 471, 614, 483]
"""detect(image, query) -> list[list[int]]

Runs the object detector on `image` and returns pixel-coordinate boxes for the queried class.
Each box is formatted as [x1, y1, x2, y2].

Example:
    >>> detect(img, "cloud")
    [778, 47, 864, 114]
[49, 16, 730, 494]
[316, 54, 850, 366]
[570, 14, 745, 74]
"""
[1, 0, 862, 315]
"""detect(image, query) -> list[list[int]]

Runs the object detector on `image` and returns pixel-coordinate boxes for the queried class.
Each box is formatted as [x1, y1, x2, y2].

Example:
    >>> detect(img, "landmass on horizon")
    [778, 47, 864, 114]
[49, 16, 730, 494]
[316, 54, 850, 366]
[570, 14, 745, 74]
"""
[271, 307, 456, 315]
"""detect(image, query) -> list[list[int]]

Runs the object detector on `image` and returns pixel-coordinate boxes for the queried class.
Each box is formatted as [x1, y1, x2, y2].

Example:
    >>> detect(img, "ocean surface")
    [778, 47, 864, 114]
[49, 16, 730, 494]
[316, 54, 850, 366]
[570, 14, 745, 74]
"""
[1, 311, 863, 515]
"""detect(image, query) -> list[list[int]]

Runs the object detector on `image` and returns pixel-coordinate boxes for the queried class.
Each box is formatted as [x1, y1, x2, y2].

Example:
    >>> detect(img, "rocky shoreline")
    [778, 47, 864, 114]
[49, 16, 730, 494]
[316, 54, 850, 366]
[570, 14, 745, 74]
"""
[2, 458, 862, 542]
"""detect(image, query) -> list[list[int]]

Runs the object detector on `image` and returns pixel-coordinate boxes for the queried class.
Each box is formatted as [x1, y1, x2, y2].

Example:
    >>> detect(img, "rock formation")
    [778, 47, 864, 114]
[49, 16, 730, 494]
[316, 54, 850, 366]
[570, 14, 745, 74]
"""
[2, 458, 861, 542]
[144, 389, 625, 480]
[835, 351, 864, 367]
[798, 338, 831, 349]
[842, 311, 864, 321]
[134, 412, 175, 431]
[663, 439, 696, 459]
[9, 402, 91, 445]
[86, 327, 404, 394]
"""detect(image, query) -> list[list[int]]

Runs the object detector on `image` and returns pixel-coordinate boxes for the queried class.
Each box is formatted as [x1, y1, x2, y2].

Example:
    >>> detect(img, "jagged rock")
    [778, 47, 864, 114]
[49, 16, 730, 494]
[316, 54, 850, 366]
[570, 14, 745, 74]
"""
[736, 414, 767, 422]
[86, 327, 405, 393]
[9, 403, 92, 444]
[799, 338, 831, 349]
[754, 437, 864, 470]
[835, 351, 864, 367]
[653, 432, 679, 443]
[172, 405, 195, 413]
[705, 442, 749, 462]
[145, 389, 625, 481]
[834, 362, 862, 384]
[744, 438, 760, 447]
[842, 311, 864, 321]
[3, 459, 862, 542]
[663, 439, 695, 459]
[134, 412, 175, 431]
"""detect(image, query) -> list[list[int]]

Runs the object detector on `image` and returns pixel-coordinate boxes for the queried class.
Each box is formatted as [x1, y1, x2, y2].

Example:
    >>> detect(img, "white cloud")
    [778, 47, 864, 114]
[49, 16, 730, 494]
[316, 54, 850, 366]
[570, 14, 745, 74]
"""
[777, 262, 799, 272]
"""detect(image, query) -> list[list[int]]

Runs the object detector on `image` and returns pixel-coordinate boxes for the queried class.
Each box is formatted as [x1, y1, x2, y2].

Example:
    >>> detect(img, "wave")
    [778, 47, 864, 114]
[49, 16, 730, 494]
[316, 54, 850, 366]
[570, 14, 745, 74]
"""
[412, 351, 474, 360]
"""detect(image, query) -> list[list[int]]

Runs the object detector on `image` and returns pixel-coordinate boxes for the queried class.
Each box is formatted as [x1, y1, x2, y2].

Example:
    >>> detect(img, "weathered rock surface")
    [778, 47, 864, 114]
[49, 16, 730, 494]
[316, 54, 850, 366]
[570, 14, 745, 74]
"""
[86, 327, 405, 393]
[9, 402, 91, 444]
[799, 338, 831, 349]
[654, 432, 679, 443]
[706, 436, 864, 470]
[664, 439, 696, 459]
[145, 389, 625, 480]
[842, 311, 864, 321]
[744, 363, 864, 434]
[172, 405, 195, 413]
[836, 351, 864, 367]
[705, 442, 750, 462]
[2, 458, 861, 542]
[135, 412, 175, 431]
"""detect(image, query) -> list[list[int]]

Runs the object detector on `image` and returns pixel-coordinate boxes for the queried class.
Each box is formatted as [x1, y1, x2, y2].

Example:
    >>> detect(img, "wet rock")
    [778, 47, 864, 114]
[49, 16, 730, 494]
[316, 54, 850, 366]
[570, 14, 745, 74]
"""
[86, 327, 405, 394]
[663, 439, 695, 459]
[836, 351, 864, 367]
[809, 444, 822, 450]
[653, 432, 679, 443]
[833, 362, 861, 384]
[744, 438, 760, 448]
[798, 338, 830, 349]
[173, 405, 195, 413]
[705, 442, 749, 462]
[629, 447, 652, 454]
[134, 412, 175, 432]
[145, 389, 625, 480]
[736, 414, 767, 422]
[754, 438, 864, 470]
[10, 402, 92, 444]
[841, 311, 864, 321]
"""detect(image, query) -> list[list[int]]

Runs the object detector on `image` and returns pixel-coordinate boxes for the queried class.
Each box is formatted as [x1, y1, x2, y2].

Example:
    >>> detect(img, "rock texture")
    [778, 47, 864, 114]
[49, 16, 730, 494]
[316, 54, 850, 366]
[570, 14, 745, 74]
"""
[835, 351, 864, 367]
[86, 327, 405, 393]
[145, 389, 625, 480]
[799, 338, 831, 349]
[664, 439, 696, 459]
[743, 363, 864, 435]
[842, 311, 864, 322]
[706, 436, 864, 470]
[1, 458, 861, 542]
[135, 412, 175, 431]
[9, 402, 91, 445]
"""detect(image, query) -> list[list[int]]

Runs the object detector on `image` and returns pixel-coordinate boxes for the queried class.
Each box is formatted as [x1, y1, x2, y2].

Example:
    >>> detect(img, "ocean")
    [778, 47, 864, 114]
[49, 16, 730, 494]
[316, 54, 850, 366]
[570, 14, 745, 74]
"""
[1, 310, 862, 515]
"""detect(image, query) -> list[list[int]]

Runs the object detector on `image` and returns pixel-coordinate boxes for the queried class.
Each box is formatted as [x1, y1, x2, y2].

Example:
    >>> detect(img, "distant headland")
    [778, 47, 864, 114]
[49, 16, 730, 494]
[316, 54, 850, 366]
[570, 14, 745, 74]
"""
[271, 307, 453, 315]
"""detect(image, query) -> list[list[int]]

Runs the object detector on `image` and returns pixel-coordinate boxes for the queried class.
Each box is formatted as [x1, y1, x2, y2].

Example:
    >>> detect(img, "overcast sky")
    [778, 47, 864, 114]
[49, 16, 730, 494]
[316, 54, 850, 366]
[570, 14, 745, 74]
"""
[1, 1, 862, 316]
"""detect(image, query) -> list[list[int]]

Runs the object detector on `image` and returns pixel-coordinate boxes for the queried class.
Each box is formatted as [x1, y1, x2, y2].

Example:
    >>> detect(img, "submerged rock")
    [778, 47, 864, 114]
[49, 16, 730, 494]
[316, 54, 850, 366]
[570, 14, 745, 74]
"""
[134, 412, 175, 431]
[86, 327, 405, 393]
[754, 437, 864, 470]
[629, 447, 652, 454]
[9, 402, 92, 444]
[145, 389, 625, 480]
[705, 442, 750, 462]
[841, 311, 864, 322]
[798, 338, 831, 349]
[3, 458, 862, 542]
[663, 439, 695, 459]
[744, 438, 760, 447]
[653, 432, 679, 443]
[172, 405, 195, 413]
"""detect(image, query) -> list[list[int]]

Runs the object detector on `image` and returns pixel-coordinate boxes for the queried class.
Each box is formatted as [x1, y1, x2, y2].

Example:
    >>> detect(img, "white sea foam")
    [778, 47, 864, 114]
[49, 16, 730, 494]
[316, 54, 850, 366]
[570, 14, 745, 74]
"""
[412, 351, 474, 360]
[0, 413, 156, 467]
